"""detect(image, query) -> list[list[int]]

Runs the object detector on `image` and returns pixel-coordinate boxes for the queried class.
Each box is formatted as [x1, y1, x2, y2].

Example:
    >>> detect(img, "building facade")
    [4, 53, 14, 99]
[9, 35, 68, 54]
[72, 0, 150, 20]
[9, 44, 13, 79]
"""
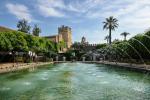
[58, 25, 72, 48]
[45, 34, 63, 43]
[45, 25, 72, 52]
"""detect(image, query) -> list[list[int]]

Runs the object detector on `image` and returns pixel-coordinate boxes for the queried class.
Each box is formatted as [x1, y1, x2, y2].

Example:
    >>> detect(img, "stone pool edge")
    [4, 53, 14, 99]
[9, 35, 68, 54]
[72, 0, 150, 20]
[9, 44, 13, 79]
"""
[54, 61, 150, 72]
[0, 62, 53, 74]
[82, 61, 150, 73]
[1, 61, 150, 74]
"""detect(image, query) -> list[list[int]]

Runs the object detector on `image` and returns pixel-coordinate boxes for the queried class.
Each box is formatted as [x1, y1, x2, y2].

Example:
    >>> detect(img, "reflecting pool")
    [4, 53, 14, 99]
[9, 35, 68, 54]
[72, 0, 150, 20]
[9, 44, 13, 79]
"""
[0, 63, 150, 100]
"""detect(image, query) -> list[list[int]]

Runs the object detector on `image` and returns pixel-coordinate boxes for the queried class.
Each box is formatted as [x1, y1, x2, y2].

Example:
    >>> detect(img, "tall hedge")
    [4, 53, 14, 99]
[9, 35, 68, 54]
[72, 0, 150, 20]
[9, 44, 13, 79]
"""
[0, 31, 57, 54]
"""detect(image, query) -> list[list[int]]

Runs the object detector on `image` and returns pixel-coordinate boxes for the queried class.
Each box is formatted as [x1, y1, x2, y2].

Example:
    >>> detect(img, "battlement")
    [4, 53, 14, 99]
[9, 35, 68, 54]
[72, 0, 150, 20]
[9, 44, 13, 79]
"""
[73, 42, 98, 47]
[85, 44, 97, 46]
[58, 25, 72, 48]
[58, 25, 71, 33]
[73, 36, 98, 52]
[80, 36, 97, 47]
[80, 43, 98, 47]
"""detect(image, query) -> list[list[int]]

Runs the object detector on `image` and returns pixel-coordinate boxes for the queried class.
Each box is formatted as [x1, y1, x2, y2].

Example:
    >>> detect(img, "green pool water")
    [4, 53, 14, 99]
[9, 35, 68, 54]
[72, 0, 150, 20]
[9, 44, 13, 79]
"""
[0, 63, 150, 100]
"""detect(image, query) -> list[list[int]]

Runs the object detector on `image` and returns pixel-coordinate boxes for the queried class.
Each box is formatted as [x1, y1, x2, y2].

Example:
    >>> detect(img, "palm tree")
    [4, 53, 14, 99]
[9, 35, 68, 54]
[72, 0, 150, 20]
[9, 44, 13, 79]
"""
[103, 16, 118, 44]
[120, 32, 130, 41]
[104, 35, 109, 44]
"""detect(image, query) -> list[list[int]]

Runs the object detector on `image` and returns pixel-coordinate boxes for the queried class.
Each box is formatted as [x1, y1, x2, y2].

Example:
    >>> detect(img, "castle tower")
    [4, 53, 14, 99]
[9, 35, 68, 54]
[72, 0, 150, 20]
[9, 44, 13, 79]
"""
[81, 36, 86, 44]
[81, 36, 88, 45]
[58, 25, 72, 48]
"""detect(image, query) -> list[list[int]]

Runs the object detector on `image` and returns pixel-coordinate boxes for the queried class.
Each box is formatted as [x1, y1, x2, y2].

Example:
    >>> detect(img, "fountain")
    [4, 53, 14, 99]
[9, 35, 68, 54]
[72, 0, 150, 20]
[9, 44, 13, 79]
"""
[113, 44, 135, 63]
[112, 41, 150, 90]
[0, 63, 150, 100]
[126, 43, 146, 62]
[132, 38, 150, 54]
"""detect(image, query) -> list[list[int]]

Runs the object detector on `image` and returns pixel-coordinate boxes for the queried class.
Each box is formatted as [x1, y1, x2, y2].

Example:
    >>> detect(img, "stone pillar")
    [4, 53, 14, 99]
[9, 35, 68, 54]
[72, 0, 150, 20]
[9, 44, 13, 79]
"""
[100, 58, 103, 61]
[63, 57, 66, 61]
[56, 56, 58, 61]
[93, 55, 96, 61]
[82, 57, 85, 62]
[50, 58, 53, 62]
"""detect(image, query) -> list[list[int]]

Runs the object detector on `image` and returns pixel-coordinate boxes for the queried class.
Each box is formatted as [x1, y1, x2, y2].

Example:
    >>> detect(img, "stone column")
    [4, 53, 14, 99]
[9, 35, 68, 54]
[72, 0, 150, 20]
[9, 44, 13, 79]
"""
[93, 55, 96, 61]
[63, 57, 66, 61]
[56, 56, 58, 61]
[82, 57, 85, 62]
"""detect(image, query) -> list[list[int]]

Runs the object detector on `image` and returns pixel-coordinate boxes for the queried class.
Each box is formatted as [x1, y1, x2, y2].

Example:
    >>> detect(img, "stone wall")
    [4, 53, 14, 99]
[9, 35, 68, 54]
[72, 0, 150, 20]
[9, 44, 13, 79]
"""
[45, 34, 63, 43]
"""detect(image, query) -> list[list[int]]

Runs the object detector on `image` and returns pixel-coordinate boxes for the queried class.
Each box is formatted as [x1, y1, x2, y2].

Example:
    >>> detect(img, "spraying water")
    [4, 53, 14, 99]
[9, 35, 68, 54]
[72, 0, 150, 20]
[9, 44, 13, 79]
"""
[124, 42, 146, 65]
[132, 38, 150, 55]
[113, 45, 135, 63]
[125, 42, 150, 89]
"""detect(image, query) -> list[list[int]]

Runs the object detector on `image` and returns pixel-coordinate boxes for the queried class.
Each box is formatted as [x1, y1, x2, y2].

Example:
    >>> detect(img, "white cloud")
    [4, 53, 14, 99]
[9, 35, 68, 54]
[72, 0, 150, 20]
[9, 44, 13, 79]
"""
[37, 0, 66, 17]
[36, 0, 150, 41]
[70, 0, 150, 42]
[6, 0, 150, 31]
[38, 5, 65, 17]
[36, 0, 104, 17]
[83, 0, 150, 33]
[6, 3, 32, 22]
[68, 5, 81, 12]
[40, 0, 65, 8]
[119, 6, 150, 30]
[6, 0, 150, 41]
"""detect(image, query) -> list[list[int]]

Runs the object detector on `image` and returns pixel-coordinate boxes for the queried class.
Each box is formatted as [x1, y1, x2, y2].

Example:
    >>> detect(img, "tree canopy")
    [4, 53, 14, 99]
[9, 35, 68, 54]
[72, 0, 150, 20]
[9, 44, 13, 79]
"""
[32, 24, 41, 36]
[0, 31, 58, 54]
[17, 19, 30, 33]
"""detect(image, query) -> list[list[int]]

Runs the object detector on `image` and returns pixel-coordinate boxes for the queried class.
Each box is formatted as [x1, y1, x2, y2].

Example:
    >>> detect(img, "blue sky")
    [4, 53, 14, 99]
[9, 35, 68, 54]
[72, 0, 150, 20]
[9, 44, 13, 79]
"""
[1, 0, 150, 43]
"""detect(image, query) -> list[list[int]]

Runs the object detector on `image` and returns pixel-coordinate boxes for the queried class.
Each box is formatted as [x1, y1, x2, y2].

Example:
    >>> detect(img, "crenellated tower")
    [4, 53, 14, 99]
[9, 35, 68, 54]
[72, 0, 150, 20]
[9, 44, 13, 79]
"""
[58, 25, 72, 48]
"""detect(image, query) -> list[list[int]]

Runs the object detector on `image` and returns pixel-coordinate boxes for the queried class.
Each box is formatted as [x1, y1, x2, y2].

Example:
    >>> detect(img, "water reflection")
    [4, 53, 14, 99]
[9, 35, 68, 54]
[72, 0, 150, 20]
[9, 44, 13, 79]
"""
[0, 63, 150, 100]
